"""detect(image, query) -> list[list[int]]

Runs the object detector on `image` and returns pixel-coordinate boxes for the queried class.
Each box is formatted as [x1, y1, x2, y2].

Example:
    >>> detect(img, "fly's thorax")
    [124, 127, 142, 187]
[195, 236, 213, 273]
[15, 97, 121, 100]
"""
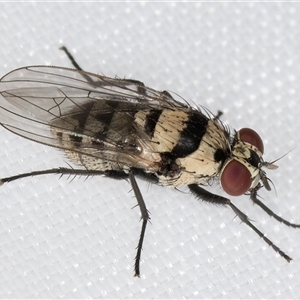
[168, 119, 230, 186]
[134, 108, 192, 153]
[135, 107, 231, 186]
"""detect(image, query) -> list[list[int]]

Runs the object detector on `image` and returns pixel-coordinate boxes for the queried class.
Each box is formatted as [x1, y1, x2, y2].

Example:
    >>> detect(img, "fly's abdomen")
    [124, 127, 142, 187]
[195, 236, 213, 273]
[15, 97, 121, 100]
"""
[51, 100, 139, 171]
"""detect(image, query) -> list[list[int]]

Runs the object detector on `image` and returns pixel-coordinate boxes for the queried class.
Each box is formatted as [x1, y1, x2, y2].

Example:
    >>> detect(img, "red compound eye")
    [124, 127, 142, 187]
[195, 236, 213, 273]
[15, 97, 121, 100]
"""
[239, 128, 264, 153]
[221, 160, 252, 196]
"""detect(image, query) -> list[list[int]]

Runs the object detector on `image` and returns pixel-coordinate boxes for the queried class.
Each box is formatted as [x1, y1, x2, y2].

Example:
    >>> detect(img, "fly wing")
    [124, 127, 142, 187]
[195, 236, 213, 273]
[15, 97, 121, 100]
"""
[0, 66, 188, 166]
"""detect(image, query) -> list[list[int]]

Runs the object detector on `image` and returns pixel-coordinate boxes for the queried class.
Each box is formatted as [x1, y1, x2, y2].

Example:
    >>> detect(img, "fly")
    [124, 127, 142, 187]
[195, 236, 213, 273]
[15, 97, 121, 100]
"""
[0, 46, 299, 277]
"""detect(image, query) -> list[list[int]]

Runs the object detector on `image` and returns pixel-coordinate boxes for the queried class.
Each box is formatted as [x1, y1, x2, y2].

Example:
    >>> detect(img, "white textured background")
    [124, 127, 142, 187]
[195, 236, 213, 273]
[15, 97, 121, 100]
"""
[1, 2, 300, 299]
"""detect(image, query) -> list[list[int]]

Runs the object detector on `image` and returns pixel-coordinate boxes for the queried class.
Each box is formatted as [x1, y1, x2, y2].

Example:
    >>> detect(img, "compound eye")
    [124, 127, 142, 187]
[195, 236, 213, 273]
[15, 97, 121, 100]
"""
[221, 160, 252, 196]
[239, 128, 264, 154]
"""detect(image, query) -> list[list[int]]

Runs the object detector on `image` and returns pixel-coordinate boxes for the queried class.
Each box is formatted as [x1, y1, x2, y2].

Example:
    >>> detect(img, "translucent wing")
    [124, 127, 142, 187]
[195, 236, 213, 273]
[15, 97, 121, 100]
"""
[0, 66, 188, 168]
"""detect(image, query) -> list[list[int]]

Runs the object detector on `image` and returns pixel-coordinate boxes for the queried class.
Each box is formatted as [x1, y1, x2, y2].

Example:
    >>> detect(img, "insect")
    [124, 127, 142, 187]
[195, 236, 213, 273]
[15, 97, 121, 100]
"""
[0, 47, 299, 277]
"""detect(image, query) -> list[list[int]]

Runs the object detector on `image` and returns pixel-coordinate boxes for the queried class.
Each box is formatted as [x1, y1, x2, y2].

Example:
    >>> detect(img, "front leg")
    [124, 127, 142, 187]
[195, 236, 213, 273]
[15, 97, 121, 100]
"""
[188, 184, 292, 262]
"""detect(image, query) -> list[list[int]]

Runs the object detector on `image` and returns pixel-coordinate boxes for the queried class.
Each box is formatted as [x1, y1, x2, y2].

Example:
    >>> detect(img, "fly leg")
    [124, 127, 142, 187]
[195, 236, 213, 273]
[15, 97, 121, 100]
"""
[59, 46, 100, 85]
[129, 169, 150, 277]
[188, 184, 293, 262]
[250, 184, 300, 228]
[1, 166, 151, 276]
[60, 46, 83, 71]
[0, 167, 113, 185]
[60, 46, 147, 90]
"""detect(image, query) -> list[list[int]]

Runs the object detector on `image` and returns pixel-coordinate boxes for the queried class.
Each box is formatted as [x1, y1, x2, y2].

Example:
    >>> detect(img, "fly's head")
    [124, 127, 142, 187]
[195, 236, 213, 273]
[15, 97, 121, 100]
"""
[220, 128, 278, 196]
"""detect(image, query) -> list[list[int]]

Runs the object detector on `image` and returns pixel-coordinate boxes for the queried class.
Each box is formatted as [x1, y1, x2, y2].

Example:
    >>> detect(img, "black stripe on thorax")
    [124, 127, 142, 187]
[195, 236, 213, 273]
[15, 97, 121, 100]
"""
[171, 112, 208, 158]
[144, 109, 163, 138]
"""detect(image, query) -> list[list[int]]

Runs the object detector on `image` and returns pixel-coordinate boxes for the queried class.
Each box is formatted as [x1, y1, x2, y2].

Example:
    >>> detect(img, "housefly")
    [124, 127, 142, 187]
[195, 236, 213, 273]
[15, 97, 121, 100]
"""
[0, 46, 299, 276]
